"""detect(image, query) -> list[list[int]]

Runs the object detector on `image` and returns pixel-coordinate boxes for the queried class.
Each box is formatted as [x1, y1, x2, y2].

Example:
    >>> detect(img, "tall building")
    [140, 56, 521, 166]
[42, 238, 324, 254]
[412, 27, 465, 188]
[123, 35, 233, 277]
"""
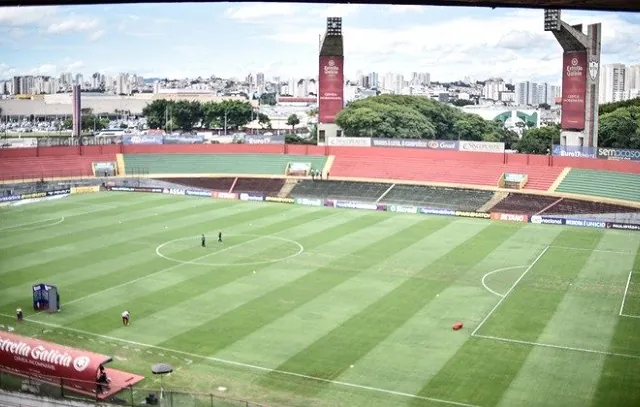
[626, 64, 640, 91]
[482, 78, 506, 101]
[317, 17, 344, 143]
[71, 84, 82, 137]
[599, 63, 626, 103]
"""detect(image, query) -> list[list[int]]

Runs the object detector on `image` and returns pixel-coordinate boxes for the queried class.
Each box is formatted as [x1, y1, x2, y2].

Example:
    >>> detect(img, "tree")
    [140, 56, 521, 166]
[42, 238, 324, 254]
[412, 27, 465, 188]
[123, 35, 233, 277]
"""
[453, 114, 488, 141]
[202, 100, 253, 131]
[598, 106, 640, 149]
[259, 93, 277, 106]
[119, 122, 128, 129]
[286, 114, 300, 132]
[257, 113, 271, 129]
[599, 97, 640, 115]
[452, 99, 474, 107]
[142, 99, 171, 130]
[516, 126, 560, 154]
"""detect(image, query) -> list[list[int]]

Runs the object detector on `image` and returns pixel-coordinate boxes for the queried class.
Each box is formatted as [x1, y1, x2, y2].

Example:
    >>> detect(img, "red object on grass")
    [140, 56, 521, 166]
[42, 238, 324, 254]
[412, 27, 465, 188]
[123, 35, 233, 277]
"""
[452, 322, 463, 330]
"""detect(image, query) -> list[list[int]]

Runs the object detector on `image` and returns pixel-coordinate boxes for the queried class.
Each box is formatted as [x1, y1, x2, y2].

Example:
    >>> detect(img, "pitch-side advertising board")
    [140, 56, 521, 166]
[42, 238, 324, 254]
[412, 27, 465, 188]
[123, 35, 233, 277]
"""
[552, 145, 597, 158]
[327, 137, 371, 147]
[490, 212, 529, 223]
[597, 147, 640, 161]
[371, 139, 458, 150]
[240, 193, 265, 201]
[458, 141, 505, 153]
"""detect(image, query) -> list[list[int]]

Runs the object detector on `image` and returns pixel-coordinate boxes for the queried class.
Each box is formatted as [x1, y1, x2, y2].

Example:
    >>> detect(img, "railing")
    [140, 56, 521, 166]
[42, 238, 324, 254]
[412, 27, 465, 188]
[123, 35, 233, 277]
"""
[0, 371, 269, 407]
[0, 170, 97, 183]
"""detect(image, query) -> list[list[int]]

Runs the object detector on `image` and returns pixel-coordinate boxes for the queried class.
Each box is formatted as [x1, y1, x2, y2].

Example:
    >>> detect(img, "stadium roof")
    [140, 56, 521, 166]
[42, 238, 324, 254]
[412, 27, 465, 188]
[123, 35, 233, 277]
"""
[2, 0, 639, 12]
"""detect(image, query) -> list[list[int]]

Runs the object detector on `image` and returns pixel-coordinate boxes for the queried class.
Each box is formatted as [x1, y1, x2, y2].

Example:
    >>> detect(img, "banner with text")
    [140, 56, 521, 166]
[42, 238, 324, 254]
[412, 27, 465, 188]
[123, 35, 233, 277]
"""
[561, 51, 587, 130]
[607, 222, 640, 231]
[552, 145, 597, 158]
[388, 205, 418, 214]
[240, 193, 265, 201]
[71, 186, 100, 194]
[490, 212, 529, 223]
[244, 134, 285, 145]
[163, 135, 205, 144]
[327, 137, 371, 147]
[332, 200, 384, 211]
[420, 207, 456, 217]
[109, 186, 163, 193]
[265, 196, 294, 204]
[458, 141, 505, 153]
[371, 139, 458, 150]
[212, 191, 237, 200]
[295, 197, 323, 206]
[122, 135, 163, 145]
[454, 210, 491, 219]
[162, 188, 185, 196]
[185, 190, 212, 197]
[0, 138, 38, 148]
[597, 147, 640, 161]
[37, 136, 120, 147]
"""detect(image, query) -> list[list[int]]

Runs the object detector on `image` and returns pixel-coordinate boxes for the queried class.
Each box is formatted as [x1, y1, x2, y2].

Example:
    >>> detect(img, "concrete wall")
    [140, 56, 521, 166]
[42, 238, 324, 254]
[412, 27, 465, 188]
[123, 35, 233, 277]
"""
[0, 390, 97, 407]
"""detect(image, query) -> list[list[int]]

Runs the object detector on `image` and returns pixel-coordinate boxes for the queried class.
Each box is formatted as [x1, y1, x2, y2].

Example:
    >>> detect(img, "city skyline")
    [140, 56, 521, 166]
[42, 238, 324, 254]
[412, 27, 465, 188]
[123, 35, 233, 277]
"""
[1, 3, 639, 83]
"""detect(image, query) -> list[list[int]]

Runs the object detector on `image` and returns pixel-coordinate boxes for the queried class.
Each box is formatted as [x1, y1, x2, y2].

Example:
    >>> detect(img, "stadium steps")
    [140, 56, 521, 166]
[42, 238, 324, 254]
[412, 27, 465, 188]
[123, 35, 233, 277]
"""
[555, 169, 640, 202]
[323, 155, 336, 178]
[123, 154, 328, 175]
[548, 167, 571, 192]
[116, 154, 126, 176]
[0, 155, 115, 181]
[477, 191, 510, 213]
[278, 179, 299, 198]
[329, 156, 563, 190]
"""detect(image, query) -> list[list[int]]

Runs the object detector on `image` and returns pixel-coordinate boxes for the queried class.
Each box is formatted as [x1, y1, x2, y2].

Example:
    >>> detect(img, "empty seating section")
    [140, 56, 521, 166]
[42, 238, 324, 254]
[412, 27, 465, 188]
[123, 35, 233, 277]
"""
[382, 185, 493, 211]
[488, 193, 640, 215]
[233, 178, 285, 196]
[329, 156, 563, 190]
[490, 193, 558, 214]
[542, 199, 640, 215]
[123, 154, 327, 176]
[0, 155, 114, 181]
[155, 177, 235, 191]
[555, 169, 640, 202]
[289, 180, 390, 202]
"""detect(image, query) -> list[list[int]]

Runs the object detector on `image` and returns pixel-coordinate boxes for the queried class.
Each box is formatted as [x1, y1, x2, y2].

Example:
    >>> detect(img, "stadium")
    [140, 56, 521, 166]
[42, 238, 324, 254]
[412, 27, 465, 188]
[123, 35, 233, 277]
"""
[1, 0, 640, 407]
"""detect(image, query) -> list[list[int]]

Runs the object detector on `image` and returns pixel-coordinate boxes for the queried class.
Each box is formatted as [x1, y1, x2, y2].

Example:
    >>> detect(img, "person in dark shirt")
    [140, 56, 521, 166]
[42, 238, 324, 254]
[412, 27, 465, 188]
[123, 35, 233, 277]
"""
[201, 234, 206, 247]
[218, 231, 223, 243]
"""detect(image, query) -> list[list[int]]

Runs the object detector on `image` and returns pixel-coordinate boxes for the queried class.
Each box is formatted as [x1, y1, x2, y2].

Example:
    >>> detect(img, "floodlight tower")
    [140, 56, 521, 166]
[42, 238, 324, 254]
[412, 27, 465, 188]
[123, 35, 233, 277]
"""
[317, 17, 344, 144]
[544, 9, 601, 149]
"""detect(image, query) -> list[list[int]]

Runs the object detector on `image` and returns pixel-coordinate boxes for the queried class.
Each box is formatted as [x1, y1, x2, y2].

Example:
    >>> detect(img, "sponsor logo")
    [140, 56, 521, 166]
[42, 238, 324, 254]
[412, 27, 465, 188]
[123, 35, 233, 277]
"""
[0, 195, 20, 202]
[265, 197, 294, 204]
[491, 212, 529, 223]
[46, 189, 71, 196]
[323, 59, 340, 76]
[37, 137, 118, 147]
[455, 211, 491, 219]
[459, 141, 505, 153]
[110, 186, 134, 192]
[185, 190, 211, 197]
[21, 192, 46, 199]
[245, 135, 285, 145]
[608, 223, 640, 231]
[552, 145, 596, 158]
[239, 193, 264, 202]
[327, 137, 371, 147]
[565, 219, 606, 228]
[566, 57, 584, 77]
[71, 186, 100, 194]
[597, 148, 640, 161]
[420, 207, 456, 216]
[389, 205, 418, 214]
[122, 135, 163, 145]
[162, 188, 185, 196]
[213, 192, 237, 200]
[73, 356, 91, 372]
[504, 173, 526, 183]
[588, 57, 599, 81]
[371, 139, 458, 149]
[530, 216, 564, 225]
[335, 201, 378, 210]
[295, 198, 323, 207]
[0, 336, 76, 369]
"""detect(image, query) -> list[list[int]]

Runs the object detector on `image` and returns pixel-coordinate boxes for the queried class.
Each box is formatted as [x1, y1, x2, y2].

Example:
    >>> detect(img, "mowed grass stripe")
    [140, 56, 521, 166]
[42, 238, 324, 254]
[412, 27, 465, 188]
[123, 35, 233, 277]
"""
[3, 204, 292, 312]
[590, 245, 640, 407]
[64, 208, 340, 332]
[261, 223, 519, 397]
[411, 229, 604, 407]
[156, 216, 445, 355]
[106, 212, 402, 345]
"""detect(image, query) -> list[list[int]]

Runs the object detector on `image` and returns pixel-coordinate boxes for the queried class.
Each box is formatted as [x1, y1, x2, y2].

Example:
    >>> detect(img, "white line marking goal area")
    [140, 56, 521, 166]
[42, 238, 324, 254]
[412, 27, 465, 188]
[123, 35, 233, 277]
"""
[0, 315, 478, 407]
[472, 246, 640, 360]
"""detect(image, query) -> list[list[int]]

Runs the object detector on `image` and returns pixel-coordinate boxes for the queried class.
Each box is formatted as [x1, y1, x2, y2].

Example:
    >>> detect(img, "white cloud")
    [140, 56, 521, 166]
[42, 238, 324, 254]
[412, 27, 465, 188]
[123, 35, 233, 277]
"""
[89, 29, 105, 41]
[224, 3, 297, 22]
[0, 6, 57, 26]
[310, 4, 362, 18]
[388, 5, 425, 13]
[66, 61, 84, 71]
[47, 18, 99, 34]
[29, 64, 57, 75]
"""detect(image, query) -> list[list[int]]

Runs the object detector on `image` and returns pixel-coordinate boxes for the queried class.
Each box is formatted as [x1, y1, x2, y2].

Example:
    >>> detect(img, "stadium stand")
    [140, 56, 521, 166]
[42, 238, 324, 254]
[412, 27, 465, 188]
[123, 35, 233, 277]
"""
[155, 177, 236, 191]
[329, 156, 563, 190]
[289, 180, 390, 202]
[381, 184, 493, 211]
[123, 154, 327, 175]
[232, 178, 285, 196]
[0, 155, 114, 181]
[489, 193, 640, 215]
[554, 168, 640, 202]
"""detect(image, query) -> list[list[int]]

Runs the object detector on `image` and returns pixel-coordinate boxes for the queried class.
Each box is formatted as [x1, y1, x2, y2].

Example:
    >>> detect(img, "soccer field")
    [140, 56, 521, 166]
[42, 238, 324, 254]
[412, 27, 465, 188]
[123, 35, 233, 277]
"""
[1, 192, 639, 407]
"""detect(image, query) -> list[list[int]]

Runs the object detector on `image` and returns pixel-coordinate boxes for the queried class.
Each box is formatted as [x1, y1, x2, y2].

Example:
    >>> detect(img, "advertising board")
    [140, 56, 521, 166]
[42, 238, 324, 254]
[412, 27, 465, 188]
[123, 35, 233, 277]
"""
[318, 55, 344, 123]
[490, 212, 529, 223]
[333, 200, 383, 211]
[0, 195, 21, 203]
[71, 186, 100, 194]
[388, 205, 418, 214]
[108, 186, 162, 193]
[561, 51, 587, 130]
[163, 135, 205, 144]
[212, 191, 237, 200]
[162, 188, 185, 196]
[265, 196, 294, 204]
[295, 197, 323, 206]
[37, 136, 120, 147]
[458, 141, 505, 153]
[552, 145, 596, 158]
[46, 189, 71, 196]
[455, 211, 491, 219]
[504, 173, 526, 183]
[530, 216, 565, 225]
[0, 138, 37, 148]
[597, 147, 640, 161]
[244, 134, 285, 145]
[607, 223, 640, 231]
[239, 193, 265, 201]
[122, 135, 163, 145]
[371, 139, 458, 150]
[420, 207, 456, 216]
[327, 137, 371, 147]
[565, 219, 606, 228]
[185, 190, 212, 197]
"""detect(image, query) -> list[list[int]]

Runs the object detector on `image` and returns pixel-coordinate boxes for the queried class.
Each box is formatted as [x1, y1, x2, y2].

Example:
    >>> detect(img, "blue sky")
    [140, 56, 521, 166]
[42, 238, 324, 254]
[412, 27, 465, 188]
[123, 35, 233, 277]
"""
[0, 3, 639, 84]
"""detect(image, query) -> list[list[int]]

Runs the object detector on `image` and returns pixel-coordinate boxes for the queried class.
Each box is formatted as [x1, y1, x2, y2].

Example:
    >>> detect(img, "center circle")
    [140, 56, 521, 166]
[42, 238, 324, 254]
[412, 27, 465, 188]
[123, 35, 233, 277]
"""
[155, 234, 304, 267]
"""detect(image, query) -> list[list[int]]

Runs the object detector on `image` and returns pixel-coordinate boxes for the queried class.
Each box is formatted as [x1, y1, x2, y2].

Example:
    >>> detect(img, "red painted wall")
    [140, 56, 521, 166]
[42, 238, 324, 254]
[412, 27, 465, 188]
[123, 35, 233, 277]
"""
[1, 144, 638, 174]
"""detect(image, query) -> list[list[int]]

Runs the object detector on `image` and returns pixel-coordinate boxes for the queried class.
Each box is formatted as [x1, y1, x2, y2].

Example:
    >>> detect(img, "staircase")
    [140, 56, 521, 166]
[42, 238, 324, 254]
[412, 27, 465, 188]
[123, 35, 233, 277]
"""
[115, 154, 126, 176]
[277, 179, 299, 198]
[477, 191, 510, 213]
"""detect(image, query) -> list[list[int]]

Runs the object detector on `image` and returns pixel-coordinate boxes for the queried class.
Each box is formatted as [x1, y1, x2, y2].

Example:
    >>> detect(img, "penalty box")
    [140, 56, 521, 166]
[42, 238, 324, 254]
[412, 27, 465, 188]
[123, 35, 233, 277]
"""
[472, 245, 640, 360]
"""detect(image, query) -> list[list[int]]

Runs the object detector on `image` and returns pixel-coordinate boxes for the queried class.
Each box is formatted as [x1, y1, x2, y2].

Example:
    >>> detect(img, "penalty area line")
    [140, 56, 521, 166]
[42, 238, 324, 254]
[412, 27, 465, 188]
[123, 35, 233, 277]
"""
[0, 315, 480, 407]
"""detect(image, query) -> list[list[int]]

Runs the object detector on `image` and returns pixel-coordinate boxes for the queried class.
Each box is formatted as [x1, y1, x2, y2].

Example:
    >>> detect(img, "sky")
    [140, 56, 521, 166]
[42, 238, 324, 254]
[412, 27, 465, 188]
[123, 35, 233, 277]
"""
[0, 3, 639, 84]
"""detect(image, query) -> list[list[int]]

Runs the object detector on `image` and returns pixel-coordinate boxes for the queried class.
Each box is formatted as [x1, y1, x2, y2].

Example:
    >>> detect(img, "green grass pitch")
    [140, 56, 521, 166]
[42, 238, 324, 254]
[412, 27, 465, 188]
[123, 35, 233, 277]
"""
[1, 192, 640, 407]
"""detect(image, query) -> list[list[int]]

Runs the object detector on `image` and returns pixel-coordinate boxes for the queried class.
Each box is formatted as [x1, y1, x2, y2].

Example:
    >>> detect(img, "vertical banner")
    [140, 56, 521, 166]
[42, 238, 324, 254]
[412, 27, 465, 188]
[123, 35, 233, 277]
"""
[561, 51, 587, 130]
[318, 56, 344, 123]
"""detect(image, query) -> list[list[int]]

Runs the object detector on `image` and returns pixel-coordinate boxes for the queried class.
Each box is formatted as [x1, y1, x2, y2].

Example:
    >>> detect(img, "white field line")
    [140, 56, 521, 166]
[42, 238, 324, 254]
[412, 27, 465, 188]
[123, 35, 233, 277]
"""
[0, 205, 113, 232]
[0, 315, 480, 407]
[471, 246, 549, 337]
[62, 235, 269, 307]
[474, 334, 640, 361]
[480, 266, 528, 298]
[619, 270, 640, 319]
[548, 245, 636, 255]
[0, 217, 65, 232]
